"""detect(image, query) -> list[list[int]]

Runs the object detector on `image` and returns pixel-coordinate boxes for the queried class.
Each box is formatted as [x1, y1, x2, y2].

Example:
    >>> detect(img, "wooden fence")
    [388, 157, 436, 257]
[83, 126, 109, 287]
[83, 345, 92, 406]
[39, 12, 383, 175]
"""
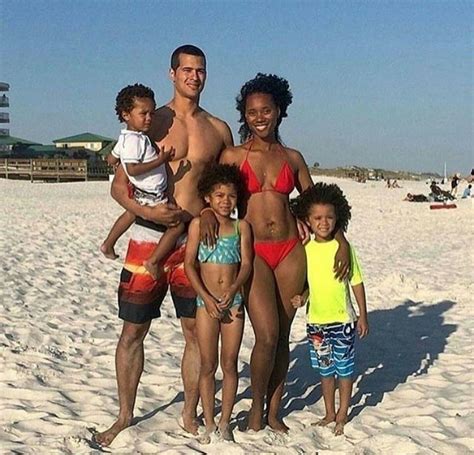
[0, 159, 111, 182]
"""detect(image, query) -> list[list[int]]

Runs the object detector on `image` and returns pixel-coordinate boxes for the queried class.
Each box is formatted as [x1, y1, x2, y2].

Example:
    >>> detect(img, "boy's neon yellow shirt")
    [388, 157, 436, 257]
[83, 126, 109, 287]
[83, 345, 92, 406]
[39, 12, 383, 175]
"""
[305, 238, 363, 324]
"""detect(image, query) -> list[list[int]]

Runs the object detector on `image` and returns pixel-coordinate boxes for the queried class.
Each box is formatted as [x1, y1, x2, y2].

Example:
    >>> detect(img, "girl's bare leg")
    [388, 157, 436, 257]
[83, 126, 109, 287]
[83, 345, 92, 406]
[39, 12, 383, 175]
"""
[101, 211, 135, 259]
[196, 308, 220, 442]
[218, 305, 245, 440]
[266, 243, 306, 432]
[246, 256, 279, 431]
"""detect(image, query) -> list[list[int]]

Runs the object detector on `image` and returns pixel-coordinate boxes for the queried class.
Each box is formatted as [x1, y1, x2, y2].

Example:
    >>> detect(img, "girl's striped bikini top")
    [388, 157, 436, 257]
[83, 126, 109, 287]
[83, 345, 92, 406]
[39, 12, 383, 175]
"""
[239, 141, 295, 195]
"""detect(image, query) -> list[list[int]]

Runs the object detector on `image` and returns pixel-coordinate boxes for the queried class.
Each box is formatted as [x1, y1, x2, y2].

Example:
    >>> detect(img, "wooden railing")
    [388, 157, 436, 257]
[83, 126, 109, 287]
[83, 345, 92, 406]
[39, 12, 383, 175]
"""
[0, 159, 112, 182]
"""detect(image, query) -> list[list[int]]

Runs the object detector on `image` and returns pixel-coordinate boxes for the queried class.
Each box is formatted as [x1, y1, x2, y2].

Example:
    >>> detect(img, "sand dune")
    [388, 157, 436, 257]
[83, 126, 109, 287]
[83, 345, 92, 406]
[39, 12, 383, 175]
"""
[1, 177, 472, 454]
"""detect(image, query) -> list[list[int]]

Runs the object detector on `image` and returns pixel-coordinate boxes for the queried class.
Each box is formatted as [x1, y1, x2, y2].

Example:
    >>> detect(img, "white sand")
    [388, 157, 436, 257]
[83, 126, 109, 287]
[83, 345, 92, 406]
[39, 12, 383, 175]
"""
[1, 177, 472, 454]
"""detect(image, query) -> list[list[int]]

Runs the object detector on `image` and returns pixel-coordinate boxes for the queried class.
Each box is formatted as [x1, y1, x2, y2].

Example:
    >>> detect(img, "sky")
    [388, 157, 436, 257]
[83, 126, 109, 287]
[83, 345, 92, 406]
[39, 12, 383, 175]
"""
[1, 0, 472, 174]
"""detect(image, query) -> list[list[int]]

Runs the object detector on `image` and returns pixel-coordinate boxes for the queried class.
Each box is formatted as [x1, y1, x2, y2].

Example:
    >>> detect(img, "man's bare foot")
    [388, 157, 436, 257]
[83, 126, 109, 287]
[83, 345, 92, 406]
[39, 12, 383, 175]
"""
[334, 421, 346, 436]
[246, 407, 264, 431]
[143, 259, 159, 280]
[217, 423, 235, 442]
[311, 414, 336, 427]
[181, 412, 199, 435]
[268, 415, 289, 433]
[94, 416, 132, 447]
[100, 244, 118, 260]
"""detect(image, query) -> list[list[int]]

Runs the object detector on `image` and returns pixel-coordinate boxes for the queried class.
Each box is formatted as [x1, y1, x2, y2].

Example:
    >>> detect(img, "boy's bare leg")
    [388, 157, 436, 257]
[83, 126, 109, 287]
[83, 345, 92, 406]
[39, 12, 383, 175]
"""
[143, 223, 184, 279]
[334, 377, 353, 436]
[218, 305, 244, 441]
[94, 320, 150, 447]
[101, 211, 135, 259]
[313, 376, 337, 426]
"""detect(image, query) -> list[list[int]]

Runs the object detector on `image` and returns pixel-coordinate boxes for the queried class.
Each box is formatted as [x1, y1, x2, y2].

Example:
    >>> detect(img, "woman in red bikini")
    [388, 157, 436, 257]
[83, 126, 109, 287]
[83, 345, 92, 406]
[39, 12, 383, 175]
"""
[202, 73, 350, 432]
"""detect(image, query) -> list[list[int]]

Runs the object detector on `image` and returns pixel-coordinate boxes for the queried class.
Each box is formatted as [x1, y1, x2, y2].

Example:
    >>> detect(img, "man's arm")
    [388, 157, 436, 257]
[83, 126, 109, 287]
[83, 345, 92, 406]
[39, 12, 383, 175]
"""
[111, 165, 183, 226]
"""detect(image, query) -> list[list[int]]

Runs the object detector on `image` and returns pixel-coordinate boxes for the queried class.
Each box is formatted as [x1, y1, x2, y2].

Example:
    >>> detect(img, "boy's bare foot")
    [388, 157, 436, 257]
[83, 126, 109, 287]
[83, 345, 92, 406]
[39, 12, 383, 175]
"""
[100, 244, 119, 260]
[311, 414, 336, 427]
[268, 415, 289, 433]
[247, 407, 264, 431]
[94, 416, 132, 447]
[334, 421, 346, 436]
[181, 412, 199, 435]
[217, 423, 235, 442]
[143, 259, 159, 280]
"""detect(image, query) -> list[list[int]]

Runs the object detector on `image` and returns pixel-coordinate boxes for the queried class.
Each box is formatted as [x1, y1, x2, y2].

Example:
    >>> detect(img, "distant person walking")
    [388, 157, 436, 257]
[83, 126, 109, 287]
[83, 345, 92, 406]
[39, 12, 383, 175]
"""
[450, 173, 460, 197]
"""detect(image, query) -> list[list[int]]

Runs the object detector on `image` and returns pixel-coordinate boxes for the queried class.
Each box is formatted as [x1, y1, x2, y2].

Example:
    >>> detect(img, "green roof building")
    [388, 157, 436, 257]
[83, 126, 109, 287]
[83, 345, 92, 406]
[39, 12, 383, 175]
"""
[53, 132, 114, 152]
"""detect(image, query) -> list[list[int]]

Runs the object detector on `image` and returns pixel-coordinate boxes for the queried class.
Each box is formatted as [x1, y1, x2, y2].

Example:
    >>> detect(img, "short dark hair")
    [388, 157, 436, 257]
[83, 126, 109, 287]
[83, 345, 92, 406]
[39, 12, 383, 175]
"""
[171, 44, 206, 70]
[115, 83, 155, 122]
[236, 73, 293, 144]
[291, 183, 352, 233]
[198, 164, 245, 202]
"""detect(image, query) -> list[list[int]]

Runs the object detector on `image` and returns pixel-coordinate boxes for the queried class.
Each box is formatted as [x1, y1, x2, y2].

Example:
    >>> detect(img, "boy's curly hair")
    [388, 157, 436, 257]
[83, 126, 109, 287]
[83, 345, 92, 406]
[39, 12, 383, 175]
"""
[236, 73, 293, 144]
[291, 183, 352, 233]
[115, 83, 155, 122]
[198, 164, 245, 202]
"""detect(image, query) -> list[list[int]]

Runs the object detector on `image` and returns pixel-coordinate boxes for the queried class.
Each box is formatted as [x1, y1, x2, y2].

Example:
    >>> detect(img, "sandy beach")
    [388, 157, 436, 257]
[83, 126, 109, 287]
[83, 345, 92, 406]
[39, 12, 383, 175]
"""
[1, 176, 472, 454]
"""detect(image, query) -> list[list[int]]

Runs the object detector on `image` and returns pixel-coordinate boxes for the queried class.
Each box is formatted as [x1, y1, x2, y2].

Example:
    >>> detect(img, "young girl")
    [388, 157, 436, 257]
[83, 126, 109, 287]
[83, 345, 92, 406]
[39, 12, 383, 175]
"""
[184, 164, 253, 443]
[290, 183, 369, 436]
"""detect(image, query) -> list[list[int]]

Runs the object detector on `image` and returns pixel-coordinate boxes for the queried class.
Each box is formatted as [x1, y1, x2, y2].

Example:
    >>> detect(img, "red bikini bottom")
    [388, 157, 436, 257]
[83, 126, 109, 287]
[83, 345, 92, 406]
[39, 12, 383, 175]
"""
[254, 237, 299, 270]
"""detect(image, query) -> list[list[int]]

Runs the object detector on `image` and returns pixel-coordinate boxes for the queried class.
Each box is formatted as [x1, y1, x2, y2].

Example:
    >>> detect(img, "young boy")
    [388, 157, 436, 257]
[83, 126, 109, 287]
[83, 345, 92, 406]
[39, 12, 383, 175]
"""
[290, 183, 369, 436]
[100, 83, 184, 277]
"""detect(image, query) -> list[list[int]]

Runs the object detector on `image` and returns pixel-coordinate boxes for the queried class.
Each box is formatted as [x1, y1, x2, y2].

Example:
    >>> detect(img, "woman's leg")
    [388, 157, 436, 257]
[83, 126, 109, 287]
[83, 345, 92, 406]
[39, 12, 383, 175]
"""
[196, 308, 220, 435]
[267, 242, 306, 432]
[218, 304, 245, 440]
[246, 255, 279, 431]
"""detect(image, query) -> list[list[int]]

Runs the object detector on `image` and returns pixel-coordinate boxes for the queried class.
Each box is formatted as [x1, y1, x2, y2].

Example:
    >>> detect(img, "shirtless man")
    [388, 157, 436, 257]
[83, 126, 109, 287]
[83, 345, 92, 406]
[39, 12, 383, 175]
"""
[95, 45, 233, 447]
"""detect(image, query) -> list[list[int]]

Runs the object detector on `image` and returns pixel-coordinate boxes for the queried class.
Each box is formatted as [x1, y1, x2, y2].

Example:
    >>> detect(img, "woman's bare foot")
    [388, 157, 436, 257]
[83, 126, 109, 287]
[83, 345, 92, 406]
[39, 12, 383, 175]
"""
[94, 416, 132, 447]
[181, 412, 199, 435]
[247, 407, 264, 431]
[311, 414, 336, 427]
[100, 243, 118, 260]
[217, 423, 235, 442]
[268, 415, 289, 433]
[143, 259, 159, 280]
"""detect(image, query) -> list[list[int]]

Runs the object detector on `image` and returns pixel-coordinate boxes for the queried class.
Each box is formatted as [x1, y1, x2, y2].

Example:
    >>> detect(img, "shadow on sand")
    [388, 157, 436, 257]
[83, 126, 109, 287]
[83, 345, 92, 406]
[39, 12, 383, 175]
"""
[281, 299, 457, 421]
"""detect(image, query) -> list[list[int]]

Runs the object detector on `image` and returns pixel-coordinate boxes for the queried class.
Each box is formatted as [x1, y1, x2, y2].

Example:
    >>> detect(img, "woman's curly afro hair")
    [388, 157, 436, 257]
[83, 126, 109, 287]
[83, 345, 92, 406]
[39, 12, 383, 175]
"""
[291, 182, 352, 233]
[115, 83, 155, 122]
[236, 73, 293, 143]
[197, 163, 245, 202]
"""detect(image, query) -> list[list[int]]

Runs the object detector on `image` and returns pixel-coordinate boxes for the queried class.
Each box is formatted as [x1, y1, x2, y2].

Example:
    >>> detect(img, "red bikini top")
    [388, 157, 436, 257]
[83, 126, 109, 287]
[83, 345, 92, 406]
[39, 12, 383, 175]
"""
[240, 141, 295, 195]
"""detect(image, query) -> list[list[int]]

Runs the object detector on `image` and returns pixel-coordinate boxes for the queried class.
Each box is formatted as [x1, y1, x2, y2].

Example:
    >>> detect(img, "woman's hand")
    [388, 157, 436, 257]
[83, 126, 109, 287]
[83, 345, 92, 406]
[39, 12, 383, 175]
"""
[199, 209, 219, 247]
[334, 239, 350, 281]
[296, 219, 310, 244]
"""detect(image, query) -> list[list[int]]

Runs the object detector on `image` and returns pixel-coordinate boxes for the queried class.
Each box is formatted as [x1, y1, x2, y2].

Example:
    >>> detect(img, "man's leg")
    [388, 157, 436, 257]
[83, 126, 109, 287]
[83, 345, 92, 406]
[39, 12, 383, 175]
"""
[180, 316, 200, 435]
[95, 320, 151, 446]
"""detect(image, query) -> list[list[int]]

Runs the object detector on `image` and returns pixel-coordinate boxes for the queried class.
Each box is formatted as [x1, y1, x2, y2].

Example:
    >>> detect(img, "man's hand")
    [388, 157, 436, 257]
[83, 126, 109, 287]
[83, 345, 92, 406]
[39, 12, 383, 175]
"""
[158, 145, 176, 163]
[334, 240, 350, 281]
[144, 203, 183, 226]
[357, 315, 369, 338]
[199, 209, 219, 247]
[290, 294, 306, 309]
[296, 219, 310, 244]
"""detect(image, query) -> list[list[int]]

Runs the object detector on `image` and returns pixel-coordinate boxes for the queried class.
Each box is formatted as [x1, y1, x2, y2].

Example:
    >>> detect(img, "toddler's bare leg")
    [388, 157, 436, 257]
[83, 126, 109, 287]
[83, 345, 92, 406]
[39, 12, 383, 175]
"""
[101, 211, 135, 259]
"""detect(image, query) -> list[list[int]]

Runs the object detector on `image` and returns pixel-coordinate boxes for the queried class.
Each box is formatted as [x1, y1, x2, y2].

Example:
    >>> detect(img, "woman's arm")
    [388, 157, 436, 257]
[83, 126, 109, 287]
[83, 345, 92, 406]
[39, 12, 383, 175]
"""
[291, 149, 314, 193]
